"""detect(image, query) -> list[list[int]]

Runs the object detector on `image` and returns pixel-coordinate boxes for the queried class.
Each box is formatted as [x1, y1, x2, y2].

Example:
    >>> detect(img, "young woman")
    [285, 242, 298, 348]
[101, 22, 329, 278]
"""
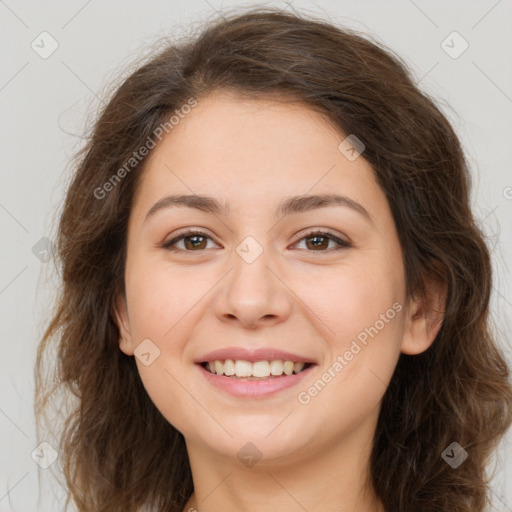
[35, 7, 512, 512]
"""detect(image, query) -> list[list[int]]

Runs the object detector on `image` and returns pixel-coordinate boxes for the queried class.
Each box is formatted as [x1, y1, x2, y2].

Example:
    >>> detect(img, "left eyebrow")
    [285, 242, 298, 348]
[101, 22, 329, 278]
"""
[144, 193, 375, 227]
[278, 193, 374, 226]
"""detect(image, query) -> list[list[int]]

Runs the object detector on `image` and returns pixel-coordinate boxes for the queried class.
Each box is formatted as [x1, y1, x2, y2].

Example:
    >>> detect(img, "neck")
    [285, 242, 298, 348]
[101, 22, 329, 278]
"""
[182, 410, 384, 512]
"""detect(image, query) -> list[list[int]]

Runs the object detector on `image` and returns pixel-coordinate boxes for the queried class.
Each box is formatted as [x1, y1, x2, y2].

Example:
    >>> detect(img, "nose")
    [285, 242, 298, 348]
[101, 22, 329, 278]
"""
[213, 246, 292, 329]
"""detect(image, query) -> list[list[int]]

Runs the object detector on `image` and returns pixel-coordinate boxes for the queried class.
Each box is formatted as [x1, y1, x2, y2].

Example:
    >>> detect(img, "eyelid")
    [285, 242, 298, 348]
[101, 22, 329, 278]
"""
[161, 228, 220, 250]
[290, 228, 350, 248]
[161, 227, 351, 252]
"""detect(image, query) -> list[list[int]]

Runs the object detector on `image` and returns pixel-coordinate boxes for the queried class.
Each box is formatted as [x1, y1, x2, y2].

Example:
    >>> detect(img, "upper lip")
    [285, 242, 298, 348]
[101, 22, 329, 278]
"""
[194, 347, 316, 364]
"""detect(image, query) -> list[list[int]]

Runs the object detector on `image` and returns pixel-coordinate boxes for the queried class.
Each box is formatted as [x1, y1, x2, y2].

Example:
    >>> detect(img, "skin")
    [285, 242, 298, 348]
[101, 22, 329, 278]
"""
[114, 91, 445, 512]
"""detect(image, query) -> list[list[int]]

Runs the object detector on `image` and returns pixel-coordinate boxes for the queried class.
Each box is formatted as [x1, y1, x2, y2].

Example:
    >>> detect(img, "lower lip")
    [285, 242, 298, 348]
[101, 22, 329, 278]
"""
[196, 363, 316, 398]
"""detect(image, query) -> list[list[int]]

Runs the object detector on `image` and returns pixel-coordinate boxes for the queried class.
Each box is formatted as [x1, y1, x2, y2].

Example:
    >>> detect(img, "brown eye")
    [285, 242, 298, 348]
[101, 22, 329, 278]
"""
[162, 229, 351, 253]
[183, 235, 208, 250]
[162, 230, 218, 252]
[293, 231, 351, 252]
[305, 234, 329, 250]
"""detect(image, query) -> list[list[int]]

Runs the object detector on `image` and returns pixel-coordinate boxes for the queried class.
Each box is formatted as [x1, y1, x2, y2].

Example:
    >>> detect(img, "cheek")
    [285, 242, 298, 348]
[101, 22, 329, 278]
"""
[293, 258, 403, 350]
[123, 260, 220, 432]
[292, 260, 404, 416]
[125, 259, 212, 344]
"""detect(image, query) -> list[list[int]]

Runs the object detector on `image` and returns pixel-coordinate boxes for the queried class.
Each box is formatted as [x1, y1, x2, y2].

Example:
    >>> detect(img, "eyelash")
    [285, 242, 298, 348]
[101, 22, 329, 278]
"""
[161, 229, 351, 253]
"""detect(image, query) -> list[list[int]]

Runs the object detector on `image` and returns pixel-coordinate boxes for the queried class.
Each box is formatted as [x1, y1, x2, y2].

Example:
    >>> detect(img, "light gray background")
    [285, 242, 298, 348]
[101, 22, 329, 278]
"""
[1, 0, 511, 511]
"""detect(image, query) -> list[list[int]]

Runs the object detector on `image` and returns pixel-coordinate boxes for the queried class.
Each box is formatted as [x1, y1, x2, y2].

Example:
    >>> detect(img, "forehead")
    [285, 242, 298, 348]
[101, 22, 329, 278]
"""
[131, 91, 385, 221]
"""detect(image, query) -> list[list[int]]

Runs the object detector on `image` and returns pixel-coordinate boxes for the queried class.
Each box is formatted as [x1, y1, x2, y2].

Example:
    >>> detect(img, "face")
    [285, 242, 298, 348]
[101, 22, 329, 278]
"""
[114, 91, 435, 467]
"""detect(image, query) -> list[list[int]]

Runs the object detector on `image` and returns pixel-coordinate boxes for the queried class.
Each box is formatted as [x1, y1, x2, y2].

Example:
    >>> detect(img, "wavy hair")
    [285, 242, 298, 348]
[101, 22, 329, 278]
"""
[35, 6, 512, 512]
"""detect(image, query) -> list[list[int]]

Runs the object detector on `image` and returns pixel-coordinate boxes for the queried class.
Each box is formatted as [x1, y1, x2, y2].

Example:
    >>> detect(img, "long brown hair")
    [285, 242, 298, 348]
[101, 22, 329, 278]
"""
[35, 6, 512, 511]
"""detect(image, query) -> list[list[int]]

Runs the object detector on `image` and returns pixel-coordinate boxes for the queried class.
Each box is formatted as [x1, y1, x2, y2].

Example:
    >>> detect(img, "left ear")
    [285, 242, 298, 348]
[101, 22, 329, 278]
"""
[401, 268, 447, 355]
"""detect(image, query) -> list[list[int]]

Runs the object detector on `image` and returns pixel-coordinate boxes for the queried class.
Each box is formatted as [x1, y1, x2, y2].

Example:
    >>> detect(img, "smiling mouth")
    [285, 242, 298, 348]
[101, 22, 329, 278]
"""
[200, 360, 314, 380]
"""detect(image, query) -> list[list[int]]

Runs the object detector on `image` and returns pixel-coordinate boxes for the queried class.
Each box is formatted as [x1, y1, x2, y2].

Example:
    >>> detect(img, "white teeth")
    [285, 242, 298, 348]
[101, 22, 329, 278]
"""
[252, 361, 270, 377]
[223, 359, 235, 376]
[204, 359, 309, 378]
[270, 360, 283, 375]
[283, 361, 294, 375]
[235, 360, 252, 377]
[214, 361, 224, 375]
[294, 362, 305, 374]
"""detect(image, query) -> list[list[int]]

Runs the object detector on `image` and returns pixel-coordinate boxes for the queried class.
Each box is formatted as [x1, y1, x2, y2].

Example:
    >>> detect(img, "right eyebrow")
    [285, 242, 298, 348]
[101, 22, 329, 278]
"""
[145, 194, 230, 222]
